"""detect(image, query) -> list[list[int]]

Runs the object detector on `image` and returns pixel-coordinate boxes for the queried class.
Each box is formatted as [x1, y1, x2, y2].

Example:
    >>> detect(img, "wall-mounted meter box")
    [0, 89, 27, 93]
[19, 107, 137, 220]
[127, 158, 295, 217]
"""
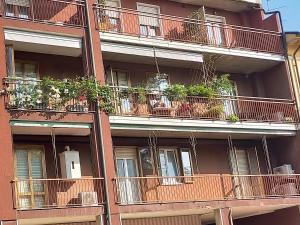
[60, 150, 82, 179]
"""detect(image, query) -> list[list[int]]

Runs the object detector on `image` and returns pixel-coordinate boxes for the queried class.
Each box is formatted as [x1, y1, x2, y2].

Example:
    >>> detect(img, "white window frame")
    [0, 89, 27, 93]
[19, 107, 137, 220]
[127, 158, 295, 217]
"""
[136, 2, 163, 37]
[159, 147, 180, 185]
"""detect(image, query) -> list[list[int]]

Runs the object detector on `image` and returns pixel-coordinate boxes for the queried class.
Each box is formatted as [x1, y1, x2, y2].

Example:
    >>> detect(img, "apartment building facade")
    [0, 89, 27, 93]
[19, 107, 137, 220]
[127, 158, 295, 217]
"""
[1, 0, 300, 225]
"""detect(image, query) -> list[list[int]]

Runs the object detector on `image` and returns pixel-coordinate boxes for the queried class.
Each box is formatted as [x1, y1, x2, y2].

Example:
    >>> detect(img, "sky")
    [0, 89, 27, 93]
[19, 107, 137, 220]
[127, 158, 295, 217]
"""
[262, 0, 300, 32]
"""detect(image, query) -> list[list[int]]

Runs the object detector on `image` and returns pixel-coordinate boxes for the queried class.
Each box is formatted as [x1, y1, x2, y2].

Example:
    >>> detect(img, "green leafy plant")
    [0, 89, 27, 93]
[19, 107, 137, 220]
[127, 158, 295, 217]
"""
[210, 74, 233, 95]
[227, 114, 240, 123]
[128, 85, 148, 104]
[164, 84, 187, 101]
[6, 77, 114, 113]
[187, 84, 215, 98]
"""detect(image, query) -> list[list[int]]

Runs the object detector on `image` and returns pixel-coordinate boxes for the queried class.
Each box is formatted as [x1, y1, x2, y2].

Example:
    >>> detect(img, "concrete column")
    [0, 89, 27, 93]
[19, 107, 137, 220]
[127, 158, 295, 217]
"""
[0, 19, 17, 220]
[84, 1, 121, 225]
[215, 208, 233, 225]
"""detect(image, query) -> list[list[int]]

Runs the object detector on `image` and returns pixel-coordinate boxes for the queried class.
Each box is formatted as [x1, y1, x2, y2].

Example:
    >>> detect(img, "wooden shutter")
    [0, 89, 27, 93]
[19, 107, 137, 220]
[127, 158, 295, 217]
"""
[14, 146, 46, 209]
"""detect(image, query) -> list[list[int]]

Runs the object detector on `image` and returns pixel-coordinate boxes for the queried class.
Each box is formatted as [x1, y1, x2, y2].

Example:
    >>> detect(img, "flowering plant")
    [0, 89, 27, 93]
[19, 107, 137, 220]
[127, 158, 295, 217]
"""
[5, 76, 114, 113]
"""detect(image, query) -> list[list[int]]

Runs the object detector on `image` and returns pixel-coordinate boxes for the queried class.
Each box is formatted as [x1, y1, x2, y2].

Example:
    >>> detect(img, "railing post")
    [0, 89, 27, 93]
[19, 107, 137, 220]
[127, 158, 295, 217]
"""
[29, 0, 34, 21]
[220, 174, 226, 200]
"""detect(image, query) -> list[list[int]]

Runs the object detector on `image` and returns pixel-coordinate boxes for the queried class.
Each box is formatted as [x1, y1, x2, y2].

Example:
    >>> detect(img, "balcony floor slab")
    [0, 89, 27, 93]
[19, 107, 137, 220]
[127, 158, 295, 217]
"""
[109, 116, 297, 138]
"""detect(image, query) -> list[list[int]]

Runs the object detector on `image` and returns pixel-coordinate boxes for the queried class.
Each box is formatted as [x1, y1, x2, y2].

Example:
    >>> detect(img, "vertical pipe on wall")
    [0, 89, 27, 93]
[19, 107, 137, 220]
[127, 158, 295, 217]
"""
[84, 1, 113, 225]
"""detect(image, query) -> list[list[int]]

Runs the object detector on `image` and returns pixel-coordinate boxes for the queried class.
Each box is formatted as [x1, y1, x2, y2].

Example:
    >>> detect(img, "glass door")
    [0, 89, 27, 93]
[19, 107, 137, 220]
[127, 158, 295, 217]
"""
[137, 3, 161, 37]
[106, 69, 131, 114]
[159, 149, 179, 184]
[206, 15, 225, 46]
[116, 156, 141, 203]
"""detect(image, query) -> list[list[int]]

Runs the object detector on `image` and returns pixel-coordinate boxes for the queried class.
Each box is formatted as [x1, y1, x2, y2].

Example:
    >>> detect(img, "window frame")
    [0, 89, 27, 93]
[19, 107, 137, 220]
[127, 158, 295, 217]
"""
[136, 2, 163, 37]
[14, 60, 39, 80]
[179, 148, 194, 177]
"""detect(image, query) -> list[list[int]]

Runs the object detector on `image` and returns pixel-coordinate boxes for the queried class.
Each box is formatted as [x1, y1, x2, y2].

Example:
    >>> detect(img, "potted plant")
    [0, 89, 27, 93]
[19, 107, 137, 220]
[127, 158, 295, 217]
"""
[164, 84, 188, 117]
[129, 86, 149, 116]
[186, 84, 214, 117]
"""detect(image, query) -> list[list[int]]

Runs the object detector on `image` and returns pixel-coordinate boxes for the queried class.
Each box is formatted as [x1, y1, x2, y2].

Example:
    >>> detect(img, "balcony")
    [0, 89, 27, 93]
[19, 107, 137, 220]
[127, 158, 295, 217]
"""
[12, 178, 105, 210]
[1, 0, 86, 27]
[111, 88, 298, 124]
[113, 174, 300, 205]
[3, 77, 96, 113]
[94, 5, 284, 55]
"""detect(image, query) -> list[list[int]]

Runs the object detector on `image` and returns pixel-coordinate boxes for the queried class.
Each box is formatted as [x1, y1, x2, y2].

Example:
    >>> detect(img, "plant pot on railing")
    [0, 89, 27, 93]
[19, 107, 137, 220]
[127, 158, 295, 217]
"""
[135, 103, 149, 116]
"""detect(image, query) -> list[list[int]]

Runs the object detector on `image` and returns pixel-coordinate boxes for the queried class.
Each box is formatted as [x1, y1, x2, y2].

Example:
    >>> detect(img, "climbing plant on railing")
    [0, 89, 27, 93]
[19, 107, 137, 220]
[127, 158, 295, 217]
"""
[4, 77, 114, 113]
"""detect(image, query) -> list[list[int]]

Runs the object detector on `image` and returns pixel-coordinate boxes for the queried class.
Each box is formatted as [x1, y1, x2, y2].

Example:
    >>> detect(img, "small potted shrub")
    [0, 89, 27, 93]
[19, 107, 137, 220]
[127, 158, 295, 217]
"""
[130, 86, 149, 116]
[187, 84, 215, 117]
[164, 84, 188, 117]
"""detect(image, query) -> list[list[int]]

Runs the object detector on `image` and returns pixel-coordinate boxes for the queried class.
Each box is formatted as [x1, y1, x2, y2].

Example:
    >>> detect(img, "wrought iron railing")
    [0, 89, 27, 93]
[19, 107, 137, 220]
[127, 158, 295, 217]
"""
[3, 77, 95, 112]
[1, 0, 86, 27]
[114, 174, 300, 204]
[110, 87, 298, 123]
[93, 5, 284, 54]
[12, 178, 105, 210]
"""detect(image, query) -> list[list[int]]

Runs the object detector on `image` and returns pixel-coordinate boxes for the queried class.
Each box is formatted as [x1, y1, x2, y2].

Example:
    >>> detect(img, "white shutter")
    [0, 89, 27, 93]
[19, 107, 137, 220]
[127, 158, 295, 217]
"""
[5, 0, 30, 7]
[137, 4, 160, 27]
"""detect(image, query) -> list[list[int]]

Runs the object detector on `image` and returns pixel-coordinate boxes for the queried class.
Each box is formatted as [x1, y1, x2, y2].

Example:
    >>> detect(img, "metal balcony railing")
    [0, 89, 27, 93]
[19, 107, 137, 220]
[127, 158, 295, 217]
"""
[111, 87, 298, 123]
[3, 77, 96, 113]
[93, 4, 284, 54]
[12, 178, 105, 210]
[114, 174, 300, 205]
[1, 0, 86, 27]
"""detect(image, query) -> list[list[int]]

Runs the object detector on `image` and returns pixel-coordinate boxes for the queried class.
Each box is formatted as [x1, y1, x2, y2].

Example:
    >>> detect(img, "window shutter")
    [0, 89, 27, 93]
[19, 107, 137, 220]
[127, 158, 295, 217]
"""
[5, 0, 30, 7]
[30, 150, 43, 179]
[15, 150, 29, 179]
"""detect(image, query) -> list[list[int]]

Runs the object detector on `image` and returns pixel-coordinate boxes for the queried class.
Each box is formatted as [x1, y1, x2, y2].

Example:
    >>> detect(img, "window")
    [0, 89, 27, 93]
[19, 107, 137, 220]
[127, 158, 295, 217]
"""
[14, 146, 46, 209]
[206, 15, 226, 46]
[180, 149, 193, 176]
[5, 0, 30, 19]
[138, 147, 155, 176]
[137, 3, 161, 37]
[159, 148, 179, 184]
[15, 61, 38, 79]
[106, 69, 131, 113]
[106, 69, 129, 87]
[104, 0, 121, 32]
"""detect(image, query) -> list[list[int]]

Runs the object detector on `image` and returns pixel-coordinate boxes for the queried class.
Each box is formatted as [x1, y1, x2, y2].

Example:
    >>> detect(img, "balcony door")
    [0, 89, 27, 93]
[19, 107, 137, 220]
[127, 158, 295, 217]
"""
[116, 148, 141, 204]
[137, 3, 161, 37]
[5, 0, 30, 19]
[104, 0, 121, 32]
[106, 69, 131, 114]
[14, 145, 46, 209]
[159, 148, 180, 184]
[230, 147, 262, 198]
[206, 15, 225, 46]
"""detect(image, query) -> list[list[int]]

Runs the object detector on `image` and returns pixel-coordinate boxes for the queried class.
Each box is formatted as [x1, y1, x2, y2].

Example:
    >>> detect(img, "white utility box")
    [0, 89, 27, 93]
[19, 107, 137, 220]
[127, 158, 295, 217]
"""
[60, 149, 82, 179]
